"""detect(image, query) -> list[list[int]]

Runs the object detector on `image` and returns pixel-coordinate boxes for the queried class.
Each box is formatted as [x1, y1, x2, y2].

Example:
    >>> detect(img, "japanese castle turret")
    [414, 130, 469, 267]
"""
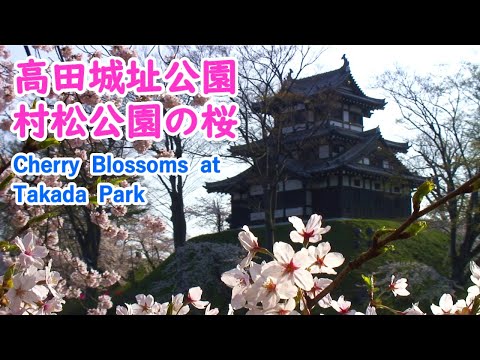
[205, 56, 424, 228]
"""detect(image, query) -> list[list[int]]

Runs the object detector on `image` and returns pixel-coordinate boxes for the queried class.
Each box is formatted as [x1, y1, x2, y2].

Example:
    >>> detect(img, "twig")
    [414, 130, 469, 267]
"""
[309, 172, 480, 309]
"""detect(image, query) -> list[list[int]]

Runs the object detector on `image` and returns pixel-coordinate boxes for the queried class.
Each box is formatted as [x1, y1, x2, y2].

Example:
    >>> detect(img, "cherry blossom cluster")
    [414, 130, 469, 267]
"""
[2, 214, 480, 315]
[0, 45, 14, 113]
[0, 231, 124, 315]
[77, 213, 480, 315]
[429, 262, 480, 315]
[221, 215, 349, 314]
[0, 233, 66, 315]
[87, 294, 114, 315]
[140, 214, 167, 234]
[115, 286, 221, 315]
[217, 214, 480, 315]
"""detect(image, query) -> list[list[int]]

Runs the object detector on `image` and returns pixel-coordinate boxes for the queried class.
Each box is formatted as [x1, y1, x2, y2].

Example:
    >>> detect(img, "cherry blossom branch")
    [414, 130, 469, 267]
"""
[309, 172, 480, 309]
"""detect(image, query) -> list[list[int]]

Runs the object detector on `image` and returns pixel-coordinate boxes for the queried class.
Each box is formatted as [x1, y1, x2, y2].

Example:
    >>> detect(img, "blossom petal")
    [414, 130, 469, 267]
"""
[12, 237, 25, 252]
[323, 252, 345, 268]
[430, 304, 443, 315]
[439, 293, 453, 312]
[276, 281, 298, 299]
[470, 261, 480, 286]
[249, 262, 263, 281]
[23, 233, 36, 250]
[289, 231, 304, 244]
[393, 288, 410, 297]
[221, 267, 245, 288]
[192, 300, 209, 310]
[238, 230, 256, 251]
[261, 262, 284, 280]
[273, 242, 294, 265]
[262, 292, 280, 310]
[288, 216, 305, 233]
[32, 246, 48, 258]
[239, 252, 254, 268]
[293, 269, 314, 290]
[318, 225, 331, 235]
[306, 214, 322, 231]
[293, 248, 314, 268]
[231, 291, 246, 310]
[316, 242, 331, 258]
[188, 286, 202, 301]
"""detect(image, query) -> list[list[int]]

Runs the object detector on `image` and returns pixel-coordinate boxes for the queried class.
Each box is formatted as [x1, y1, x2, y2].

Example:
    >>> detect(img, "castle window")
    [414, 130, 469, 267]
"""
[249, 185, 263, 195]
[329, 175, 338, 186]
[383, 160, 391, 169]
[293, 111, 306, 123]
[319, 145, 329, 159]
[350, 112, 363, 125]
[358, 157, 370, 165]
[353, 178, 362, 187]
[374, 182, 381, 191]
[332, 145, 344, 155]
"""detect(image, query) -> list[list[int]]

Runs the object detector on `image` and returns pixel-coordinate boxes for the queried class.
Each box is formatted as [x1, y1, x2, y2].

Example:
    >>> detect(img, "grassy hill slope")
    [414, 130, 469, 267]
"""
[112, 219, 451, 313]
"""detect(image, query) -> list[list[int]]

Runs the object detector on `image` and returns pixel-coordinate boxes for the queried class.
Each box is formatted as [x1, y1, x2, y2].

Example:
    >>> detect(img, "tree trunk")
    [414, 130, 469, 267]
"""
[215, 200, 223, 233]
[66, 206, 101, 270]
[82, 207, 102, 270]
[451, 256, 468, 285]
[170, 175, 187, 249]
[263, 184, 277, 252]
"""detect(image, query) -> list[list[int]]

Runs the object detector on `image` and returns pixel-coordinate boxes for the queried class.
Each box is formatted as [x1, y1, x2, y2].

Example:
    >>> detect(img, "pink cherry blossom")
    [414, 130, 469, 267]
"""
[306, 277, 332, 308]
[389, 275, 410, 297]
[6, 274, 45, 311]
[110, 45, 137, 62]
[116, 304, 134, 315]
[365, 305, 377, 315]
[13, 233, 48, 269]
[221, 266, 251, 310]
[87, 308, 107, 315]
[308, 242, 344, 275]
[111, 205, 128, 217]
[245, 267, 297, 310]
[32, 45, 54, 52]
[133, 140, 153, 154]
[262, 242, 314, 291]
[0, 45, 11, 59]
[171, 294, 190, 315]
[431, 294, 455, 315]
[12, 210, 29, 228]
[470, 261, 480, 287]
[264, 298, 300, 315]
[34, 298, 65, 315]
[97, 294, 113, 310]
[187, 286, 209, 309]
[205, 303, 219, 315]
[288, 214, 331, 245]
[238, 225, 262, 268]
[330, 295, 355, 314]
[36, 260, 62, 297]
[402, 303, 426, 315]
[132, 294, 164, 315]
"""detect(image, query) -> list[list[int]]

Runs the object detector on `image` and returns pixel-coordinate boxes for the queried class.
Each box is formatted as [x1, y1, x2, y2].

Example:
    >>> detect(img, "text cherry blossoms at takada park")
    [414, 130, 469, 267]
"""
[12, 56, 239, 142]
[7, 55, 237, 206]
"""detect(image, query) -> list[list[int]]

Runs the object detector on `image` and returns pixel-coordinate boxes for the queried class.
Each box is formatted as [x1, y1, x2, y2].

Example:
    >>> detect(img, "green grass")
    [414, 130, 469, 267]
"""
[109, 218, 450, 313]
[191, 219, 450, 275]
